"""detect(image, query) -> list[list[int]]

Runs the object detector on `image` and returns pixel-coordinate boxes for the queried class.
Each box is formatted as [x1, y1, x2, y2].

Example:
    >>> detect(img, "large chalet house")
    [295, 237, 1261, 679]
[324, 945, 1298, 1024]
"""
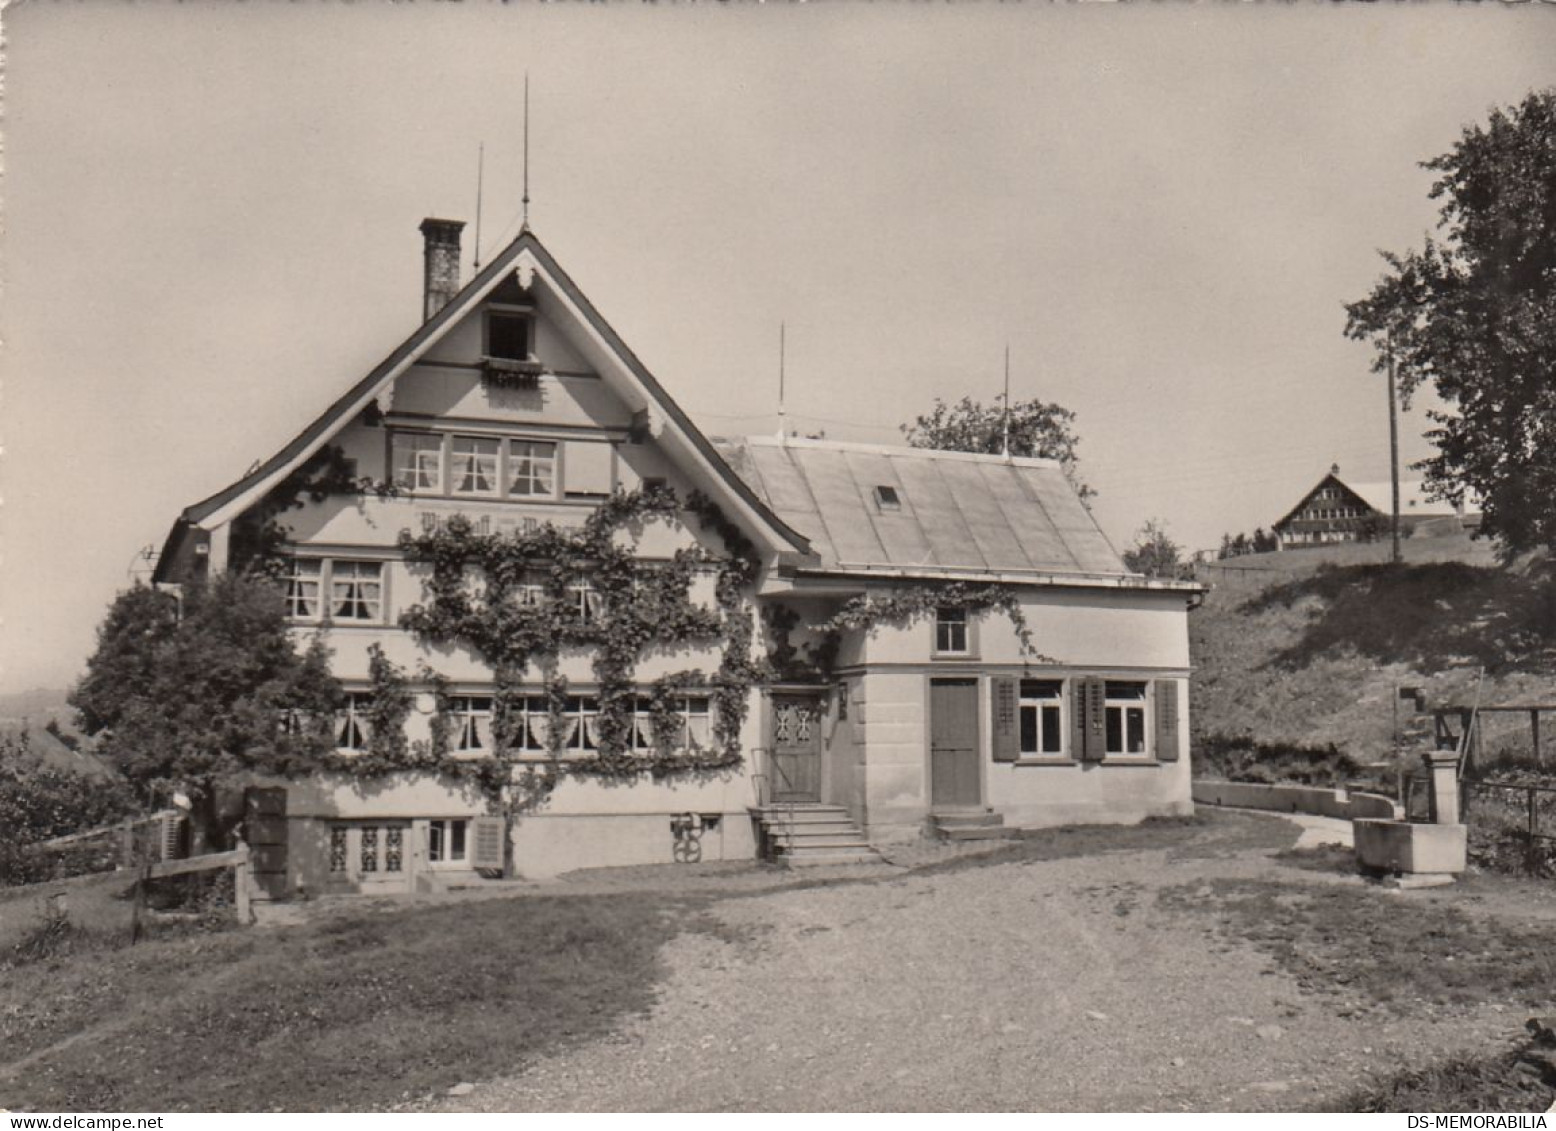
[153, 218, 1201, 896]
[1272, 465, 1478, 550]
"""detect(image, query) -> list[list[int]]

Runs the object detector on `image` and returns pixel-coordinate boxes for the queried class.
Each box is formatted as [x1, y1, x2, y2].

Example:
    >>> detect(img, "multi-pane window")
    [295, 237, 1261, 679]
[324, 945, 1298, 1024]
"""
[428, 819, 468, 864]
[392, 433, 444, 493]
[569, 582, 604, 624]
[508, 441, 557, 497]
[285, 559, 323, 619]
[285, 559, 383, 624]
[487, 311, 532, 361]
[452, 436, 501, 497]
[389, 432, 561, 501]
[336, 694, 371, 752]
[935, 607, 969, 654]
[631, 695, 713, 753]
[331, 561, 383, 622]
[1019, 680, 1065, 757]
[1104, 681, 1149, 756]
[450, 696, 493, 753]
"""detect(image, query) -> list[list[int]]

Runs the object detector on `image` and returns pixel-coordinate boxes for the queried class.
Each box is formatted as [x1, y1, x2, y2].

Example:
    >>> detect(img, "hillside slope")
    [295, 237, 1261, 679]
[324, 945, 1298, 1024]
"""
[1190, 559, 1556, 764]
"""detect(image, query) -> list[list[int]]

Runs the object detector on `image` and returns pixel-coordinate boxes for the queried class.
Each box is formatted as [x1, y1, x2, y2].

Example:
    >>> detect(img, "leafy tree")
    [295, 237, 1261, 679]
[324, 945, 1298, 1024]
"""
[1345, 89, 1556, 557]
[0, 729, 135, 885]
[71, 575, 342, 850]
[902, 395, 1093, 501]
[1251, 528, 1278, 554]
[1122, 519, 1185, 579]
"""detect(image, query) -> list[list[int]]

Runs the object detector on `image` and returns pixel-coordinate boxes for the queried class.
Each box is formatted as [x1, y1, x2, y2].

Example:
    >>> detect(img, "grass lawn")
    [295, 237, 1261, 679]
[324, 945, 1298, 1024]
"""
[0, 893, 696, 1112]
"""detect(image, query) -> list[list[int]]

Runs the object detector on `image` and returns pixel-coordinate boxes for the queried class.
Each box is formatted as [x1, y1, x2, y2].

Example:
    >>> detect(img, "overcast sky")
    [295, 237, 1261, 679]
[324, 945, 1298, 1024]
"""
[4, 3, 1554, 695]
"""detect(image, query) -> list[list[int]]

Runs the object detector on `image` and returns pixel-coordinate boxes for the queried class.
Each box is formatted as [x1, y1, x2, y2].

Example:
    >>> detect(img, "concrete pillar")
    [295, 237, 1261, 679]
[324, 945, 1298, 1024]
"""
[1423, 750, 1461, 825]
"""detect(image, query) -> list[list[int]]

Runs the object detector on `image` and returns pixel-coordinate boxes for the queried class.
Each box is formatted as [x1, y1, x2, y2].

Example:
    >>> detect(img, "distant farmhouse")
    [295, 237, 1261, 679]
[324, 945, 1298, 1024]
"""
[152, 218, 1201, 895]
[1272, 465, 1478, 550]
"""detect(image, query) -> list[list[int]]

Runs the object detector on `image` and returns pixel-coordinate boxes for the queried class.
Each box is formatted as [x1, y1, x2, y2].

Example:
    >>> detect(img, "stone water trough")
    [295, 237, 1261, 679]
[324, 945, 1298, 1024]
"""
[1354, 751, 1468, 886]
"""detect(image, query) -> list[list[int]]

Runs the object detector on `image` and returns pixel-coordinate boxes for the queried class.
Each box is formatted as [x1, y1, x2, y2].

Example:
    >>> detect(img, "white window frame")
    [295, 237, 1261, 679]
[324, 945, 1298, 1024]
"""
[427, 818, 469, 867]
[449, 696, 494, 754]
[1018, 679, 1066, 759]
[631, 694, 713, 753]
[391, 432, 445, 494]
[934, 606, 972, 656]
[507, 440, 558, 498]
[1103, 680, 1151, 758]
[451, 435, 501, 498]
[285, 559, 385, 625]
[568, 581, 604, 624]
[335, 693, 371, 753]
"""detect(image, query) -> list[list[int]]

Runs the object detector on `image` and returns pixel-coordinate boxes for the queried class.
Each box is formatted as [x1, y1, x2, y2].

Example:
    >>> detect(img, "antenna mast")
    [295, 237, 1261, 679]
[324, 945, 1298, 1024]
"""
[521, 73, 531, 230]
[1001, 343, 1012, 458]
[473, 142, 485, 270]
[777, 322, 787, 442]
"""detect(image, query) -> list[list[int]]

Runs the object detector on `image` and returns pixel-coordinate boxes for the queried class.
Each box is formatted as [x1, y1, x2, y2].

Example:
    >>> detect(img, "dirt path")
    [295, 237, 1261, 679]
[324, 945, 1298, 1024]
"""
[437, 816, 1531, 1112]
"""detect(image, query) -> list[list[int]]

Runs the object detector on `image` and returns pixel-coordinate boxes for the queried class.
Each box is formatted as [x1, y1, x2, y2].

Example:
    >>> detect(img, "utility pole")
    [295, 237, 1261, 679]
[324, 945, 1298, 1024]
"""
[1387, 335, 1402, 565]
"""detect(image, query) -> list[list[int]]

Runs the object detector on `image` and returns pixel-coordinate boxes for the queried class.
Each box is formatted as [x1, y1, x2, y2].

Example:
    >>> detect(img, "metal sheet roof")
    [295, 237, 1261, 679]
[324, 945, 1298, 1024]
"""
[716, 437, 1126, 577]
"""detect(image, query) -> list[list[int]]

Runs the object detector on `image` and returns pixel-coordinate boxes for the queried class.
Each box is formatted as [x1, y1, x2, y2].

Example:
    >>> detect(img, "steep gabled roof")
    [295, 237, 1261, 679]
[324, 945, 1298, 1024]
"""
[158, 227, 813, 574]
[1272, 470, 1466, 533]
[716, 436, 1131, 580]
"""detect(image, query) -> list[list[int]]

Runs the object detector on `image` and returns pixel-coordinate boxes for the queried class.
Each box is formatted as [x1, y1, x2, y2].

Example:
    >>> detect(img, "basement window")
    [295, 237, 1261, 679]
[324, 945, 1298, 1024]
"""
[874, 484, 902, 512]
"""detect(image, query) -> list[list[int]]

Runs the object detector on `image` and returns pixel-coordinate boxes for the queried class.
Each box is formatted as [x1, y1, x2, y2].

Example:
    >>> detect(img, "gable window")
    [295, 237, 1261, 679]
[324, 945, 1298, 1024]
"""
[336, 694, 371, 752]
[934, 607, 969, 655]
[285, 559, 383, 624]
[1019, 679, 1065, 757]
[427, 819, 468, 865]
[486, 311, 533, 362]
[452, 436, 501, 497]
[1104, 681, 1149, 756]
[392, 433, 444, 493]
[508, 440, 558, 497]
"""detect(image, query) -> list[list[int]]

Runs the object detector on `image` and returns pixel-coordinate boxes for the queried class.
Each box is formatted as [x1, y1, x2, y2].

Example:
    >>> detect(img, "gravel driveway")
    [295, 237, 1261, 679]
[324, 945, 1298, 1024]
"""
[438, 813, 1530, 1112]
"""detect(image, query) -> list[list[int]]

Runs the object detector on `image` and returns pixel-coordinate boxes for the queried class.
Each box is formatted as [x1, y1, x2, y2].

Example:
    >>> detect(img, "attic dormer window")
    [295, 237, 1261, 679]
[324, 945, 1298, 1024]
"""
[482, 307, 543, 390]
[874, 485, 902, 512]
[486, 310, 532, 361]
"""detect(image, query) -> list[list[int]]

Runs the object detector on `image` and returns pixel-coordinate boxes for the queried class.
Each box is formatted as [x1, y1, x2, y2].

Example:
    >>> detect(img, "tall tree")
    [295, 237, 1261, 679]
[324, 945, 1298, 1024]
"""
[71, 575, 341, 848]
[902, 395, 1093, 501]
[1345, 89, 1556, 557]
[1122, 519, 1185, 579]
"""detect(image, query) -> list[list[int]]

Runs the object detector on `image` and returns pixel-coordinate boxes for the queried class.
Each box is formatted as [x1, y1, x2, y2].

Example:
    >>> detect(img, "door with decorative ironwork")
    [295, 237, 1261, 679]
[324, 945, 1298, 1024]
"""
[771, 695, 824, 803]
[326, 821, 413, 892]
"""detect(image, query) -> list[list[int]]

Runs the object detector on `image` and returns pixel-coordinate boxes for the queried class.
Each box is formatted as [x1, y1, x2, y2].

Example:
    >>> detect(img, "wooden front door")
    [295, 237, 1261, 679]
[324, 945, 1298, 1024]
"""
[771, 695, 824, 803]
[930, 678, 982, 809]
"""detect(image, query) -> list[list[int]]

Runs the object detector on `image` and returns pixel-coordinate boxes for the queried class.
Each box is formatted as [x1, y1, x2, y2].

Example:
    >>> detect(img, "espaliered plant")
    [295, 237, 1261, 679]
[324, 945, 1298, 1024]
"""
[393, 485, 756, 783]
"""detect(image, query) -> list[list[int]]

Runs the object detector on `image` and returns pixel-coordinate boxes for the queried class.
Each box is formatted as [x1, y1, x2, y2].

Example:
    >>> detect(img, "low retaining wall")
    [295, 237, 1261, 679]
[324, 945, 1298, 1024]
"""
[1193, 779, 1400, 821]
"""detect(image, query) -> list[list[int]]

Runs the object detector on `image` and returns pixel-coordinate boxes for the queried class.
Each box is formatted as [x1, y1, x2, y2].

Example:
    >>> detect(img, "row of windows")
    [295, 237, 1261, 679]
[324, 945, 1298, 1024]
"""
[1015, 678, 1150, 758]
[283, 558, 605, 625]
[1302, 506, 1366, 521]
[331, 693, 713, 755]
[328, 819, 469, 875]
[392, 433, 559, 500]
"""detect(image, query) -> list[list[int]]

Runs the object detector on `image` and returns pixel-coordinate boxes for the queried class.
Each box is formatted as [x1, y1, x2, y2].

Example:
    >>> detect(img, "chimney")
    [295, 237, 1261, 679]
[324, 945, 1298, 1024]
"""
[419, 218, 466, 321]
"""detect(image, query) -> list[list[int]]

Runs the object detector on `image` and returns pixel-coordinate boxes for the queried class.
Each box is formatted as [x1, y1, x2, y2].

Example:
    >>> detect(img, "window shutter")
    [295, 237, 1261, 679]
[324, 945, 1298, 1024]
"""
[1070, 679, 1089, 760]
[991, 676, 1019, 763]
[1154, 679, 1180, 761]
[1078, 678, 1107, 762]
[563, 441, 615, 496]
[470, 816, 506, 870]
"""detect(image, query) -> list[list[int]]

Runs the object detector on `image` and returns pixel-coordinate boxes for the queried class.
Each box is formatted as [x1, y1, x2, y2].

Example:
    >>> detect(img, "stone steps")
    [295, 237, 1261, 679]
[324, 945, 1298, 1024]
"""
[931, 811, 1019, 842]
[750, 804, 883, 866]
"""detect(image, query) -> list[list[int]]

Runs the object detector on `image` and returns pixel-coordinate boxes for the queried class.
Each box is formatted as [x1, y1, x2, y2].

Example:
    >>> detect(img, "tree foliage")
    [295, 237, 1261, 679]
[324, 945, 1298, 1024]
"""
[902, 395, 1093, 500]
[70, 575, 341, 846]
[1123, 519, 1187, 579]
[1345, 89, 1556, 556]
[0, 730, 135, 886]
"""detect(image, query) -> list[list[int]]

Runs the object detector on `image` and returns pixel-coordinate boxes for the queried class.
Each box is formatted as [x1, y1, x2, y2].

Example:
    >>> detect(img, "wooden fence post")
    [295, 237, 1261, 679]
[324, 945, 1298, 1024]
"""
[1529, 787, 1540, 876]
[234, 841, 252, 926]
